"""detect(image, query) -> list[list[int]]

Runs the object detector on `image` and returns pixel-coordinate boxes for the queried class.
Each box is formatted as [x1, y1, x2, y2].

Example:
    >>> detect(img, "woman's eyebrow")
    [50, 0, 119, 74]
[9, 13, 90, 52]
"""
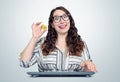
[53, 14, 66, 17]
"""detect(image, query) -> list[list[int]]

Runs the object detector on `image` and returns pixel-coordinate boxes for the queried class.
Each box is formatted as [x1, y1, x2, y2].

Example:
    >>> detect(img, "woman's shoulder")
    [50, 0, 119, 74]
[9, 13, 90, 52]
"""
[37, 36, 46, 44]
[34, 37, 46, 51]
[81, 38, 88, 46]
[81, 39, 89, 51]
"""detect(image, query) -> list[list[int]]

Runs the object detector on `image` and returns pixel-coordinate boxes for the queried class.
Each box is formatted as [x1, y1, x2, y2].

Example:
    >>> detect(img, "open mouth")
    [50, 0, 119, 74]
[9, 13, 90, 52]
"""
[58, 24, 67, 29]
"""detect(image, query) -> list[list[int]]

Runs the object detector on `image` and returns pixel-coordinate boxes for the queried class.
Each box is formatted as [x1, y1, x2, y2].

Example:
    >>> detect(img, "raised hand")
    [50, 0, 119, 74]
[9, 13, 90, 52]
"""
[32, 22, 47, 39]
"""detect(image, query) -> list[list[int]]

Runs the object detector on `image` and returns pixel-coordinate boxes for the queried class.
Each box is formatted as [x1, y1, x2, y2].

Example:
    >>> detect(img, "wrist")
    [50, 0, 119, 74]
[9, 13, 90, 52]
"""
[31, 36, 39, 42]
[84, 60, 92, 64]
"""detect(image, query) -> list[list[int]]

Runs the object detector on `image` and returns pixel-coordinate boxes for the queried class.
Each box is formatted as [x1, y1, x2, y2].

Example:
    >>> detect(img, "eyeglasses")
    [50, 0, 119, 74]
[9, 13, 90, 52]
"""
[53, 14, 69, 23]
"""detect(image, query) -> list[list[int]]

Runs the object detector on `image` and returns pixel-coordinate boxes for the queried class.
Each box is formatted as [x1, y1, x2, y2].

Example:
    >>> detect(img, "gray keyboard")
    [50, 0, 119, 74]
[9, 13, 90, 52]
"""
[27, 71, 95, 77]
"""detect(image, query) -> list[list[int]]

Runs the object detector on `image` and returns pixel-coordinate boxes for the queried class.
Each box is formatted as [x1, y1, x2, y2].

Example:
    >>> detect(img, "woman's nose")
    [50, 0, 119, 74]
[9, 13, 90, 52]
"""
[59, 18, 65, 23]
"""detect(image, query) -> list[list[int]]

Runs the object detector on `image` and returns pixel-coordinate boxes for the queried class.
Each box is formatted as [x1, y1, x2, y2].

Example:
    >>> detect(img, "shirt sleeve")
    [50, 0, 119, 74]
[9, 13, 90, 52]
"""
[81, 41, 92, 61]
[20, 37, 46, 68]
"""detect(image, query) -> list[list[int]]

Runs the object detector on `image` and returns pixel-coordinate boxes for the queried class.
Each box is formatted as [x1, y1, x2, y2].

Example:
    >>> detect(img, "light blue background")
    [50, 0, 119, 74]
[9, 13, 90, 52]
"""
[0, 0, 120, 82]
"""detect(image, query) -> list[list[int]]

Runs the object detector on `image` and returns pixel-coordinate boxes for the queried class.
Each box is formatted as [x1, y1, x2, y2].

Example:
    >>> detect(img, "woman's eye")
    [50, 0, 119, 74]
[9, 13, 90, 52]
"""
[54, 17, 59, 20]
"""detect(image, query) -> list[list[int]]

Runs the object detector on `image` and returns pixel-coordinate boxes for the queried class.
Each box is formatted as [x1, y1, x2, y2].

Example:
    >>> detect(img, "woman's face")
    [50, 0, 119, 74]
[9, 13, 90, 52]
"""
[52, 10, 70, 35]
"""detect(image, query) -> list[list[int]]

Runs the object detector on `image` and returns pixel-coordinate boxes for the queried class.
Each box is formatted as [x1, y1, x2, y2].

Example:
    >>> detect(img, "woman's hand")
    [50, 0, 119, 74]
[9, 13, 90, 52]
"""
[81, 60, 97, 72]
[32, 22, 47, 39]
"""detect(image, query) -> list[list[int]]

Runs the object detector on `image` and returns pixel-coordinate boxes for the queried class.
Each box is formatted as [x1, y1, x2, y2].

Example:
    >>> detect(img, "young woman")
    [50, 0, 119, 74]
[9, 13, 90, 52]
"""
[20, 6, 97, 72]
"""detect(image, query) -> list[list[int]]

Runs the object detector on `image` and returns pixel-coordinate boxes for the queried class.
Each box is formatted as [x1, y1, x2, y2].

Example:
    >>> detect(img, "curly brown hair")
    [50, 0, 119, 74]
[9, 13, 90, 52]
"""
[41, 6, 85, 56]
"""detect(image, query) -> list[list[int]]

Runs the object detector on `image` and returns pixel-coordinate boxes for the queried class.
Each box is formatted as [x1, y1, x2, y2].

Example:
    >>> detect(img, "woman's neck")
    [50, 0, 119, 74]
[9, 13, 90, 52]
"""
[56, 33, 68, 52]
[57, 33, 67, 42]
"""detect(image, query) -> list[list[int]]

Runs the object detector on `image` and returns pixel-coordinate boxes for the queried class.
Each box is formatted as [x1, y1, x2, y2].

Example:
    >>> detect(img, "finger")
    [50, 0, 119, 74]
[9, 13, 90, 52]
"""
[80, 62, 85, 67]
[34, 22, 42, 25]
[87, 65, 91, 71]
[89, 64, 97, 72]
[93, 66, 97, 72]
[90, 66, 95, 72]
[32, 22, 35, 27]
[32, 22, 40, 28]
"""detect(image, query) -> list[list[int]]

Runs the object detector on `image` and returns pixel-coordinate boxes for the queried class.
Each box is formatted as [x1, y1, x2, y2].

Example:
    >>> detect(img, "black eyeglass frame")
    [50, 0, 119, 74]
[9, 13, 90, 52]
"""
[52, 14, 70, 23]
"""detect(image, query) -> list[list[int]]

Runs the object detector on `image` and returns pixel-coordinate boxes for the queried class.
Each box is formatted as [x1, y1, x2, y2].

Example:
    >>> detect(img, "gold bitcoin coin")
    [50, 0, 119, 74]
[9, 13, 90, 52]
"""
[41, 24, 47, 30]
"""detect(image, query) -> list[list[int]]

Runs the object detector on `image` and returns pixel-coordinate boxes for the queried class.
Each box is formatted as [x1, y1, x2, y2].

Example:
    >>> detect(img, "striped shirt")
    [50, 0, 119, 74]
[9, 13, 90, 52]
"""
[20, 37, 92, 72]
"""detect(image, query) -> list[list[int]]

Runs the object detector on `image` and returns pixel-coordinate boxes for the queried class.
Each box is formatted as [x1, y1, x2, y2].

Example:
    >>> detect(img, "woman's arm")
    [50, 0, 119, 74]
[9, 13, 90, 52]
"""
[19, 22, 46, 62]
[80, 41, 97, 72]
[20, 37, 38, 61]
